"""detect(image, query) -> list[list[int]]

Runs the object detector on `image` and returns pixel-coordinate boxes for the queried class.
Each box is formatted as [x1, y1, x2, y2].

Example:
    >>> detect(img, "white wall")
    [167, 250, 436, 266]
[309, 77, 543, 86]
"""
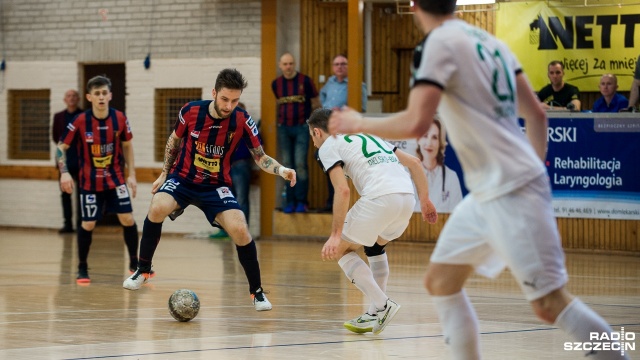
[0, 0, 304, 235]
[0, 57, 262, 235]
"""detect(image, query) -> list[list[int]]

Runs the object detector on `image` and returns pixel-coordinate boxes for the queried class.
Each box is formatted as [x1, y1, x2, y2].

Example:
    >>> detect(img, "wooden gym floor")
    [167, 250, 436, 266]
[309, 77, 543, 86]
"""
[0, 228, 637, 359]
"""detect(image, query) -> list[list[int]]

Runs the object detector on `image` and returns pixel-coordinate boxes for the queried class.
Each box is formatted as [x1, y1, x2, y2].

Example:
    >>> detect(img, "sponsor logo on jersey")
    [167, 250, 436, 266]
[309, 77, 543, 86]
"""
[195, 141, 224, 156]
[91, 143, 114, 155]
[194, 154, 220, 172]
[246, 116, 259, 136]
[93, 154, 113, 168]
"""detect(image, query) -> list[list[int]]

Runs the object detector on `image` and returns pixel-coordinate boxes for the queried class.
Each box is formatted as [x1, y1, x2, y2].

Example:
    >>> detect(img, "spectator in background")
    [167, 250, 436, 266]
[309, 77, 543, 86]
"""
[319, 54, 368, 212]
[627, 55, 640, 111]
[272, 53, 320, 213]
[51, 89, 83, 233]
[537, 60, 581, 111]
[592, 74, 628, 113]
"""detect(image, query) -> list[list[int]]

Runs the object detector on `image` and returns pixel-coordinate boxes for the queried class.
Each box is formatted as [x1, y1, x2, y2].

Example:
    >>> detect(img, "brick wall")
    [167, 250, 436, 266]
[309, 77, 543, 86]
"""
[0, 0, 271, 234]
[0, 0, 261, 61]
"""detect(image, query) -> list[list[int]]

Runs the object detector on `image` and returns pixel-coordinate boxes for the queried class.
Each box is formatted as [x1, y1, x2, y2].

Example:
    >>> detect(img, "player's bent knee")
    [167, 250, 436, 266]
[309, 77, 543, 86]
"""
[148, 203, 173, 222]
[81, 221, 97, 231]
[118, 213, 135, 226]
[530, 300, 557, 324]
[364, 242, 386, 257]
[530, 289, 570, 324]
[226, 226, 252, 246]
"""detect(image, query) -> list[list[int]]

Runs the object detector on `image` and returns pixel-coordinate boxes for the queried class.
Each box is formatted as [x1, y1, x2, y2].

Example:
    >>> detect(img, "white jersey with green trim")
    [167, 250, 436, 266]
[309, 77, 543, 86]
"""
[412, 19, 546, 201]
[317, 134, 414, 199]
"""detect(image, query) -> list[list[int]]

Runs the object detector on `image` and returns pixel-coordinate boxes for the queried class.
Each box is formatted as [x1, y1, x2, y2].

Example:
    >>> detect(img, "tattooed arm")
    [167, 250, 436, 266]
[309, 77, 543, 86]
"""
[56, 142, 74, 194]
[151, 131, 182, 194]
[249, 145, 297, 186]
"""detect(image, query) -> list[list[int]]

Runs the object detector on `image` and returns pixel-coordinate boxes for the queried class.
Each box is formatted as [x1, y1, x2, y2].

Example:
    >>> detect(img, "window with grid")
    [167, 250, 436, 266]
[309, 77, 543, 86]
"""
[8, 89, 51, 160]
[154, 88, 202, 162]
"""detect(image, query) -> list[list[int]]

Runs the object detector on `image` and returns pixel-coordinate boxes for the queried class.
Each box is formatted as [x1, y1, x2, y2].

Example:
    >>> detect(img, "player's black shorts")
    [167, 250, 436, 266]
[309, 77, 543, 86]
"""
[157, 175, 240, 226]
[80, 184, 133, 221]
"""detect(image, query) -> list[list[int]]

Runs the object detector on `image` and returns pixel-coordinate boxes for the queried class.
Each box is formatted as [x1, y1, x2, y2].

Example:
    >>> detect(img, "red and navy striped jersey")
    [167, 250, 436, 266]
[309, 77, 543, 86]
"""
[271, 73, 318, 126]
[60, 108, 133, 192]
[171, 100, 262, 186]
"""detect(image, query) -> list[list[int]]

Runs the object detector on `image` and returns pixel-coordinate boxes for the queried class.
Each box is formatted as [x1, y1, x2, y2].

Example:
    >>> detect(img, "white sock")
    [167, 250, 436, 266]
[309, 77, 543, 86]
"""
[555, 298, 629, 360]
[338, 252, 387, 311]
[431, 290, 481, 360]
[367, 253, 389, 314]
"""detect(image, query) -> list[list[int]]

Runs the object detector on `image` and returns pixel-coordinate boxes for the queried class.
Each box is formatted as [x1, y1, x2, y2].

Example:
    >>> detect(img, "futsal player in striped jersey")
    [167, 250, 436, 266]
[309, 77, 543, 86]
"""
[57, 75, 140, 285]
[124, 68, 296, 312]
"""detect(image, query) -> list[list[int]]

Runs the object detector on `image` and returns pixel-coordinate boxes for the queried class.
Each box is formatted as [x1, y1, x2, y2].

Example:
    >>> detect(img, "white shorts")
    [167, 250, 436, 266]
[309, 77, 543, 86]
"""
[430, 174, 568, 301]
[342, 193, 415, 247]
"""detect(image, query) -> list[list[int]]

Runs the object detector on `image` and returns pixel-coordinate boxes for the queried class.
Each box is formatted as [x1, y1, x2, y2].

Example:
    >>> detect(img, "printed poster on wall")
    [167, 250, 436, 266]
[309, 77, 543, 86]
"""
[390, 116, 640, 220]
[496, 2, 640, 92]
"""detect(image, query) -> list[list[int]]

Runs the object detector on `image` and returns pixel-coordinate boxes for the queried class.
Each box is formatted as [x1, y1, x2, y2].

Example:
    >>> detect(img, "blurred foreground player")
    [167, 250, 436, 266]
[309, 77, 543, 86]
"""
[328, 0, 627, 358]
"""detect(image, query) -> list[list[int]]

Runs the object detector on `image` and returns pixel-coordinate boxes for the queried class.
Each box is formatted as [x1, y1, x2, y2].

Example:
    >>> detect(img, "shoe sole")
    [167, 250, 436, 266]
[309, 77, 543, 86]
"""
[373, 302, 401, 335]
[76, 278, 90, 285]
[123, 280, 146, 291]
[343, 322, 373, 334]
[123, 273, 152, 290]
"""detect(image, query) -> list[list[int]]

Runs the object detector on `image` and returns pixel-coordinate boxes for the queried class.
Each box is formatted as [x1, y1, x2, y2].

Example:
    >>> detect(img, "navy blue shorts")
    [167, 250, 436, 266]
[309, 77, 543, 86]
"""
[157, 175, 240, 226]
[80, 184, 133, 221]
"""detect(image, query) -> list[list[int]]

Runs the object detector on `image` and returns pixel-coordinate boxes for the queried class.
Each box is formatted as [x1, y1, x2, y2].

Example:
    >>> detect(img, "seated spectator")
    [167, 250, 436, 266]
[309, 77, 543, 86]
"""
[592, 74, 629, 113]
[537, 60, 581, 111]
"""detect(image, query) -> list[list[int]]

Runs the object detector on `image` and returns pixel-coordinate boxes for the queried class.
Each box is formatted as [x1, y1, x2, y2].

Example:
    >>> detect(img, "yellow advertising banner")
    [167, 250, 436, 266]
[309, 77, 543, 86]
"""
[496, 2, 640, 92]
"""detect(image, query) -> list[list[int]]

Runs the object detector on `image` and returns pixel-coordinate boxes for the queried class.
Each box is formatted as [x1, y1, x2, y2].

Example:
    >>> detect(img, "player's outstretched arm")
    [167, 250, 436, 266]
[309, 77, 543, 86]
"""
[396, 149, 437, 224]
[328, 84, 440, 140]
[249, 146, 297, 186]
[516, 73, 548, 162]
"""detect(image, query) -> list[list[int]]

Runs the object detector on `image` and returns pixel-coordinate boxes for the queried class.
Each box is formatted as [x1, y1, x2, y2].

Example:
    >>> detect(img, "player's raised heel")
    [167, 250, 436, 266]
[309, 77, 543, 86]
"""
[373, 299, 401, 334]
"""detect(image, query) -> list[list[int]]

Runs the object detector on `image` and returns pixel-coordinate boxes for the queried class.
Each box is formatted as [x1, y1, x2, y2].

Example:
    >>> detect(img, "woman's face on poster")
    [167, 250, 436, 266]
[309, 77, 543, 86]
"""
[418, 123, 440, 161]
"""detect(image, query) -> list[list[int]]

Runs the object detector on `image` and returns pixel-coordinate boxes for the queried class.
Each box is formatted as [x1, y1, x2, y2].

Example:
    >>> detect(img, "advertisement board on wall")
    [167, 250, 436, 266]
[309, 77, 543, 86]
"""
[496, 2, 640, 92]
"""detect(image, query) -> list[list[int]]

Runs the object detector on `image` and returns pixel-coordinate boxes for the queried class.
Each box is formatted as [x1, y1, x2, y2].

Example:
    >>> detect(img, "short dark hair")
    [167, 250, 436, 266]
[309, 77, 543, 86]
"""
[415, 0, 456, 15]
[214, 68, 248, 93]
[306, 108, 331, 133]
[86, 75, 112, 93]
[548, 60, 564, 70]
